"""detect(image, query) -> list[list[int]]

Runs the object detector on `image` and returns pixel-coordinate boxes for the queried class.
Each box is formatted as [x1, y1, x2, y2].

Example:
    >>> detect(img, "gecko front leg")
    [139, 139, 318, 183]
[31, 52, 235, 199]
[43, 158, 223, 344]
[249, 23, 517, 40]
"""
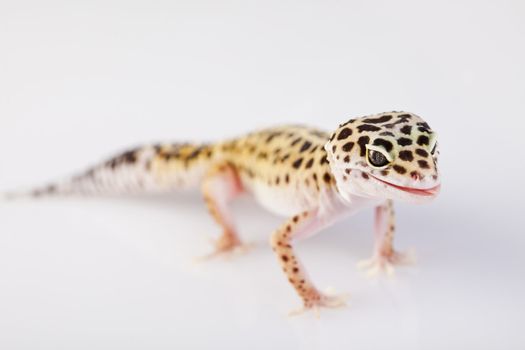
[270, 209, 349, 315]
[358, 200, 414, 276]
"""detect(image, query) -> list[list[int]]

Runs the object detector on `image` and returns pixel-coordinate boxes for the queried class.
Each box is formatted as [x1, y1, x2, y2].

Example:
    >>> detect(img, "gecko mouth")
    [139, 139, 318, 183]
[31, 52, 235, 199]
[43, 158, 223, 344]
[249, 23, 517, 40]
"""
[370, 174, 440, 196]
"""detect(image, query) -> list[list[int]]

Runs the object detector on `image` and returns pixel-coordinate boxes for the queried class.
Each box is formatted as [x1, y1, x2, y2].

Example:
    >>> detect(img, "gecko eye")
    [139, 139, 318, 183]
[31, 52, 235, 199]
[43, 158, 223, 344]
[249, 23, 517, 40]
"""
[365, 145, 392, 169]
[368, 150, 389, 167]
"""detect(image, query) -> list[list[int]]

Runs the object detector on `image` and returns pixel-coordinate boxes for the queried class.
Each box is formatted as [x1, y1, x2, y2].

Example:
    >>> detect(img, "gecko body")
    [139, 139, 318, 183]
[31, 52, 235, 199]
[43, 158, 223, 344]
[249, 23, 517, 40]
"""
[6, 111, 440, 312]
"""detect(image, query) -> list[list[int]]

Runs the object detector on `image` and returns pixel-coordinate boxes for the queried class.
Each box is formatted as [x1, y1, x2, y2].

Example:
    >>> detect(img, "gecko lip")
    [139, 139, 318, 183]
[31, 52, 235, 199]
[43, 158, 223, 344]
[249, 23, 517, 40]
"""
[370, 174, 440, 196]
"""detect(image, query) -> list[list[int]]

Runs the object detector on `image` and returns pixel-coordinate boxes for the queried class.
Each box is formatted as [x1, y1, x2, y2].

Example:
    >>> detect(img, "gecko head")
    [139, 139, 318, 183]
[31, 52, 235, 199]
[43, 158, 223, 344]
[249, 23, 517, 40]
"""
[325, 111, 441, 204]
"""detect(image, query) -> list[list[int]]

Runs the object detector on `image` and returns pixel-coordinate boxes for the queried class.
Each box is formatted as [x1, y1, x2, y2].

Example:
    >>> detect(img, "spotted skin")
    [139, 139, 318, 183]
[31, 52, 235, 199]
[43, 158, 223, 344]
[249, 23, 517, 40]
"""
[5, 111, 440, 313]
[270, 209, 348, 311]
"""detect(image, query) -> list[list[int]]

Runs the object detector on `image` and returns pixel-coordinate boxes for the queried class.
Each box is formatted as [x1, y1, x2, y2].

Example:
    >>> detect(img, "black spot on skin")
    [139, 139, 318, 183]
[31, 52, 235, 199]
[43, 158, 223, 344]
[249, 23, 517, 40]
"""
[292, 158, 303, 169]
[397, 138, 413, 146]
[400, 125, 412, 135]
[418, 126, 430, 133]
[275, 176, 280, 185]
[300, 141, 312, 152]
[417, 122, 430, 129]
[265, 132, 281, 143]
[361, 173, 369, 179]
[339, 119, 356, 128]
[329, 133, 336, 142]
[108, 158, 118, 169]
[362, 115, 393, 124]
[415, 149, 429, 157]
[323, 172, 332, 183]
[381, 170, 389, 176]
[310, 145, 318, 153]
[45, 185, 57, 194]
[281, 154, 290, 162]
[357, 124, 381, 133]
[186, 147, 203, 161]
[357, 136, 370, 156]
[393, 165, 407, 174]
[344, 155, 350, 162]
[345, 169, 351, 175]
[373, 138, 393, 152]
[257, 151, 268, 160]
[342, 142, 355, 152]
[337, 127, 353, 140]
[380, 131, 395, 137]
[313, 173, 318, 182]
[418, 160, 430, 169]
[305, 158, 314, 169]
[398, 150, 414, 161]
[123, 150, 138, 163]
[285, 174, 290, 183]
[417, 135, 430, 146]
[320, 155, 329, 165]
[291, 137, 302, 146]
[383, 114, 412, 128]
[332, 145, 337, 153]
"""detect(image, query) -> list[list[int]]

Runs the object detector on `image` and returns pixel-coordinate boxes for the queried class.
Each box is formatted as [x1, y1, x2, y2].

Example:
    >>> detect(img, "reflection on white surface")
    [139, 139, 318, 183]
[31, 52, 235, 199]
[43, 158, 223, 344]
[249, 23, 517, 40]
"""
[0, 194, 523, 349]
[1, 0, 525, 348]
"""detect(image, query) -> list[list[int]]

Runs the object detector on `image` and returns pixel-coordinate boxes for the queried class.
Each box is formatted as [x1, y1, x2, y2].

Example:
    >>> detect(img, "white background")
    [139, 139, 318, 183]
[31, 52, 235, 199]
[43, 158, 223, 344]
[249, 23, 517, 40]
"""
[1, 0, 524, 349]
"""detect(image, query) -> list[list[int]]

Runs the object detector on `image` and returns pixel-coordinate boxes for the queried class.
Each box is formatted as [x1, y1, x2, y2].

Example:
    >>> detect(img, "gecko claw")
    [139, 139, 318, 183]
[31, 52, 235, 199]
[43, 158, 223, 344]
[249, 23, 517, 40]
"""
[288, 289, 350, 317]
[194, 239, 255, 263]
[357, 249, 416, 277]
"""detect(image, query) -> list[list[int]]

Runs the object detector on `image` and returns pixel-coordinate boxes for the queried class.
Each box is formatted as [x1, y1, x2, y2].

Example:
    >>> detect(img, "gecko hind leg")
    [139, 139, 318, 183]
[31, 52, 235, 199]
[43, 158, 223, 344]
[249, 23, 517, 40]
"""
[198, 162, 250, 260]
[357, 200, 415, 276]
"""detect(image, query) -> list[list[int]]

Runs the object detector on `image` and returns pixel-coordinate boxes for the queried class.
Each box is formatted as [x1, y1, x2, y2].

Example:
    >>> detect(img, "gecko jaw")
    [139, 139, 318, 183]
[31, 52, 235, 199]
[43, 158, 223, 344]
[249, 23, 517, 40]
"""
[369, 174, 440, 197]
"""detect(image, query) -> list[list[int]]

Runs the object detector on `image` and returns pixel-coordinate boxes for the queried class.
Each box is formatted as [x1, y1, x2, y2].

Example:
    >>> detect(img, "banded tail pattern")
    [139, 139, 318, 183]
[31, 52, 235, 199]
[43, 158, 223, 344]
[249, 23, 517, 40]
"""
[3, 142, 218, 199]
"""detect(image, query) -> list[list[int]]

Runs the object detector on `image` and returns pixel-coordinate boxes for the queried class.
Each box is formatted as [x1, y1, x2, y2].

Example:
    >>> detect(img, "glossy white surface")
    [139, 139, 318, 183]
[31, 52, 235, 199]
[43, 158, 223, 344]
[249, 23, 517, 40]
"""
[1, 1, 524, 349]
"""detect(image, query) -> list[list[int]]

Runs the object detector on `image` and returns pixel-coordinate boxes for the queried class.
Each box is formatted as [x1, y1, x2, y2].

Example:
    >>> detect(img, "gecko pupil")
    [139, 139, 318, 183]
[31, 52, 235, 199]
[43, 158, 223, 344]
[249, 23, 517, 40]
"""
[368, 150, 389, 167]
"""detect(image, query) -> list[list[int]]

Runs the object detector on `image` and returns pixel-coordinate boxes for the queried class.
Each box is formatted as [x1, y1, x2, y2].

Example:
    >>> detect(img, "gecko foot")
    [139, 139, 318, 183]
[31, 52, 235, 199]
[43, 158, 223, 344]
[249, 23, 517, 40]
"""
[357, 249, 416, 277]
[288, 289, 350, 318]
[195, 235, 254, 262]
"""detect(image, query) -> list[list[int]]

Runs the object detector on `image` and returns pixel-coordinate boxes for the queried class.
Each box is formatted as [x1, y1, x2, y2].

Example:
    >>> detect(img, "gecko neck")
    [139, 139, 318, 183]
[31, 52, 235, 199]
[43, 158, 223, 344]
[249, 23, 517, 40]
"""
[329, 168, 384, 212]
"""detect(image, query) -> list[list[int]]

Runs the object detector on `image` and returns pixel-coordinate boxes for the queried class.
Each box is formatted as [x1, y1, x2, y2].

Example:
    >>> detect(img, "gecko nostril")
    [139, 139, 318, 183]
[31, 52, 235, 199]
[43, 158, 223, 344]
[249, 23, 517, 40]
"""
[410, 171, 422, 181]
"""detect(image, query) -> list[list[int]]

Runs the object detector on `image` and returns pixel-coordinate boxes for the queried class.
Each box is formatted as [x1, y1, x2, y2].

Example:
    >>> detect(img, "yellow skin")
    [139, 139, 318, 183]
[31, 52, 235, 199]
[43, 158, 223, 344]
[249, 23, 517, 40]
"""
[11, 111, 441, 313]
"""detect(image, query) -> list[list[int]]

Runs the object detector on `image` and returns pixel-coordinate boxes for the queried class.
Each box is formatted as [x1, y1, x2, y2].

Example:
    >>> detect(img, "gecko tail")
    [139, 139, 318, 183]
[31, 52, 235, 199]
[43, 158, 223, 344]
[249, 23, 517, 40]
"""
[1, 142, 217, 200]
[1, 181, 71, 201]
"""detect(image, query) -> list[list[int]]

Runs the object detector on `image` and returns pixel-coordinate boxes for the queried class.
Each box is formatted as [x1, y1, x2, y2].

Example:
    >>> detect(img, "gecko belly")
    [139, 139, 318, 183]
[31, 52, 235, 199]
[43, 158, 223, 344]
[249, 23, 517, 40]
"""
[245, 181, 319, 217]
